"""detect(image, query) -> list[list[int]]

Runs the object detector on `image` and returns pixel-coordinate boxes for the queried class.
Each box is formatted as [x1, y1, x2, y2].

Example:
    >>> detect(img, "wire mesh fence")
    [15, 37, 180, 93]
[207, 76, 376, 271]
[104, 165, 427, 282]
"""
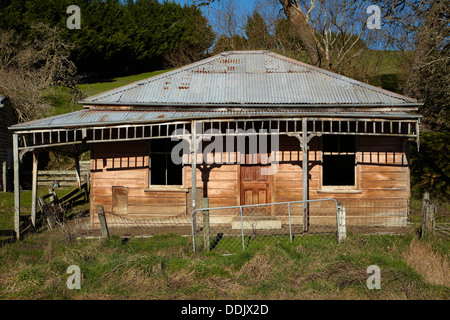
[191, 199, 343, 254]
[88, 211, 193, 238]
[66, 197, 444, 250]
[409, 195, 450, 239]
[335, 198, 412, 235]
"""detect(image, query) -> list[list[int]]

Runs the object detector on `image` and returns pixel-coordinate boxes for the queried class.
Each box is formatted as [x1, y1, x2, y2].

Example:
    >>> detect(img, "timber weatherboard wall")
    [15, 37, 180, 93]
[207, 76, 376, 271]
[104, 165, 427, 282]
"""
[88, 134, 410, 227]
[0, 96, 15, 191]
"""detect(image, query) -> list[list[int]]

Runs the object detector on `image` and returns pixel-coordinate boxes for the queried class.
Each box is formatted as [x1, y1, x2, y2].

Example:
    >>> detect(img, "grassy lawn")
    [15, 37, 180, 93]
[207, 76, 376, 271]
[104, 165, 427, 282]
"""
[368, 50, 407, 92]
[44, 69, 172, 117]
[2, 187, 448, 300]
[78, 69, 172, 98]
[0, 188, 75, 230]
[0, 230, 448, 300]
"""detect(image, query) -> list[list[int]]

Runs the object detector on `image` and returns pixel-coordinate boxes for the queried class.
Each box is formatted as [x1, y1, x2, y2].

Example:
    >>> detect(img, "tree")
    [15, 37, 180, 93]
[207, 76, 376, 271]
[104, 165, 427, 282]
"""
[410, 132, 450, 199]
[198, 0, 380, 74]
[0, 23, 79, 122]
[212, 34, 247, 54]
[0, 0, 216, 75]
[198, 0, 333, 68]
[398, 0, 449, 128]
[274, 17, 304, 54]
[365, 0, 449, 198]
[162, 4, 216, 68]
[277, 0, 332, 69]
[245, 11, 274, 50]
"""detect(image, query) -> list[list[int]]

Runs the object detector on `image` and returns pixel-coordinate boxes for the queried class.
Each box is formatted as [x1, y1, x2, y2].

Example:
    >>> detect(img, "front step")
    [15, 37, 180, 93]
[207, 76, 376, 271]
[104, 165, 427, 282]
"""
[231, 216, 282, 230]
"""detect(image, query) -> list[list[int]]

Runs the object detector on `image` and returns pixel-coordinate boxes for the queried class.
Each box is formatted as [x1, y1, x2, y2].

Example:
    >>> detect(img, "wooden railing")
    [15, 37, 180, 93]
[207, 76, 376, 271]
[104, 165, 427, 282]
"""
[38, 182, 89, 230]
[37, 161, 90, 188]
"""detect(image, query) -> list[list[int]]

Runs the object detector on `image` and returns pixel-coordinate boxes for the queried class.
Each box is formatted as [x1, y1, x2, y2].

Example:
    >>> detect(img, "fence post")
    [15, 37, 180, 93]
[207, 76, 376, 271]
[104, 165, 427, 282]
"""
[288, 203, 293, 243]
[31, 150, 39, 228]
[203, 198, 210, 251]
[1, 161, 6, 192]
[240, 206, 245, 251]
[98, 205, 109, 239]
[337, 205, 346, 243]
[421, 192, 435, 237]
[48, 188, 55, 202]
[191, 210, 197, 253]
[13, 133, 20, 241]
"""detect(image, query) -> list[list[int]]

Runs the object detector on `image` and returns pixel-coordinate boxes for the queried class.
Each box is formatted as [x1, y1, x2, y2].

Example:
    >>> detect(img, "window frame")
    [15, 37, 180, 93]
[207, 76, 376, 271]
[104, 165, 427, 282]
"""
[320, 135, 359, 192]
[147, 139, 185, 191]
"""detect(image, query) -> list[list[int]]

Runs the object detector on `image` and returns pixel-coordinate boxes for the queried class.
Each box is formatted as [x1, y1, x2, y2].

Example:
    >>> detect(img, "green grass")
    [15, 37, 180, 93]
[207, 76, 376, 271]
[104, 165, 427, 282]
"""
[0, 188, 74, 230]
[0, 230, 447, 300]
[367, 50, 406, 92]
[42, 69, 172, 117]
[78, 69, 172, 98]
[2, 188, 447, 300]
[0, 188, 73, 209]
[195, 233, 337, 255]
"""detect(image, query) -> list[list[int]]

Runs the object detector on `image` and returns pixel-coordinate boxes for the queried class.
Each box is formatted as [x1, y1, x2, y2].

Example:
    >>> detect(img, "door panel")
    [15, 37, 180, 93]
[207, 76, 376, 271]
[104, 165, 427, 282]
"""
[244, 189, 253, 205]
[240, 165, 271, 207]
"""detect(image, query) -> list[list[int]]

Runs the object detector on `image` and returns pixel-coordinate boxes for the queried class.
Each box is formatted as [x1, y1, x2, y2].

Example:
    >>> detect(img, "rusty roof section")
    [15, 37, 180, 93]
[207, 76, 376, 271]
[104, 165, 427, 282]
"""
[81, 51, 420, 108]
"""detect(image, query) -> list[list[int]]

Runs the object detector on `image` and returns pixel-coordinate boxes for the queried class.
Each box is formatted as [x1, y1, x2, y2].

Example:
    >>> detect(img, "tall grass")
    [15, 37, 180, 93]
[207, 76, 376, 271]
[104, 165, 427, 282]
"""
[0, 230, 447, 300]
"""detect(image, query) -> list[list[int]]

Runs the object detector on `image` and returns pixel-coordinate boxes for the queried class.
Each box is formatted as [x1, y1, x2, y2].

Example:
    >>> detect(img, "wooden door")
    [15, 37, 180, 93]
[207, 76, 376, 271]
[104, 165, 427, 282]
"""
[240, 165, 271, 206]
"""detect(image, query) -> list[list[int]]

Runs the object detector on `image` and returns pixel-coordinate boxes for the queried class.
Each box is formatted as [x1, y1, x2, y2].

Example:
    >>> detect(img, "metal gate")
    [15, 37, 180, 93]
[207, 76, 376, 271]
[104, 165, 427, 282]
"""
[191, 199, 346, 253]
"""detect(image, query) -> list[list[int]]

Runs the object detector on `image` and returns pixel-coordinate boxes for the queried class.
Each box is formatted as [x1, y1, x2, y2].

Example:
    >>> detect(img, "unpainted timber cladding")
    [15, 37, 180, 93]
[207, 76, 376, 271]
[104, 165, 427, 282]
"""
[89, 141, 187, 225]
[0, 98, 15, 191]
[0, 100, 15, 155]
[185, 164, 239, 211]
[89, 135, 409, 226]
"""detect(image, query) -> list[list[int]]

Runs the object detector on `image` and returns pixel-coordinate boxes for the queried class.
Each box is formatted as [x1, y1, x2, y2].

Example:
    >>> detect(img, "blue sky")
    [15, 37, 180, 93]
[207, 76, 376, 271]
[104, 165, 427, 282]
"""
[168, 0, 261, 36]
[165, 1, 401, 50]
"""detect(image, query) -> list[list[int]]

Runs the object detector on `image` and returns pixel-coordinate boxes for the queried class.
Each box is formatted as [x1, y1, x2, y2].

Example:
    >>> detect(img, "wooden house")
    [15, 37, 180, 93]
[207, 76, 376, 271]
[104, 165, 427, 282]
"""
[9, 51, 422, 238]
[0, 96, 16, 191]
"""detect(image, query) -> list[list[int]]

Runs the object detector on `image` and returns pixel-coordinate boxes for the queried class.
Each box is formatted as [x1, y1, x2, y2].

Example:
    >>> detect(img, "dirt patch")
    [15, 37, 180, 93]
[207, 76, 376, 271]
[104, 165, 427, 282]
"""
[402, 239, 449, 287]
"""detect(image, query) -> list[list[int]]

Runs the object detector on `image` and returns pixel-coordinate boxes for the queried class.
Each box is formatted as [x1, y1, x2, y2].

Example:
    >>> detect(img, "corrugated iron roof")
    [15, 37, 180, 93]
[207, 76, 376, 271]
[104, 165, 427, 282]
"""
[10, 109, 421, 131]
[81, 51, 418, 107]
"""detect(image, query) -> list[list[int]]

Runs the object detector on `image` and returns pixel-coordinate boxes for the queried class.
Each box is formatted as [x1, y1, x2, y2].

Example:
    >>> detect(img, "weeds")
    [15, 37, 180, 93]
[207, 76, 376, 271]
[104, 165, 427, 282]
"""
[403, 239, 449, 287]
[0, 232, 448, 300]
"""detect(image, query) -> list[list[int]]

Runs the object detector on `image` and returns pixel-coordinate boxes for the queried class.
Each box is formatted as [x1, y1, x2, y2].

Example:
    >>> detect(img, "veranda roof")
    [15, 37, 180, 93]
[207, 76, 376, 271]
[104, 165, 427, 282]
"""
[10, 109, 420, 131]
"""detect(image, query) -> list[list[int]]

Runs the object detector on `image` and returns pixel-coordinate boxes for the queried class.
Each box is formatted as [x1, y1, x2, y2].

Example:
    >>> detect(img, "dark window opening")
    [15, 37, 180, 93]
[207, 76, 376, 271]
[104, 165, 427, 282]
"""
[323, 135, 355, 153]
[150, 139, 183, 186]
[322, 135, 356, 186]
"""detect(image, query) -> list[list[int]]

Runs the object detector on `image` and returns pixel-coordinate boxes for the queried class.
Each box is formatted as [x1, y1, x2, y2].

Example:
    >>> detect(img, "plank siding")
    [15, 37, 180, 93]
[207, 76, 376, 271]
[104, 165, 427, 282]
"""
[185, 164, 239, 211]
[89, 135, 411, 227]
[90, 141, 188, 226]
[0, 97, 15, 191]
[272, 136, 409, 225]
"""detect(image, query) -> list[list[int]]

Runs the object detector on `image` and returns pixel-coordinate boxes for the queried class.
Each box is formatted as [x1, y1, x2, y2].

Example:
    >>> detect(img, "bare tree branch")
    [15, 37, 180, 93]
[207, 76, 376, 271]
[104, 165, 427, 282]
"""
[0, 23, 80, 122]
